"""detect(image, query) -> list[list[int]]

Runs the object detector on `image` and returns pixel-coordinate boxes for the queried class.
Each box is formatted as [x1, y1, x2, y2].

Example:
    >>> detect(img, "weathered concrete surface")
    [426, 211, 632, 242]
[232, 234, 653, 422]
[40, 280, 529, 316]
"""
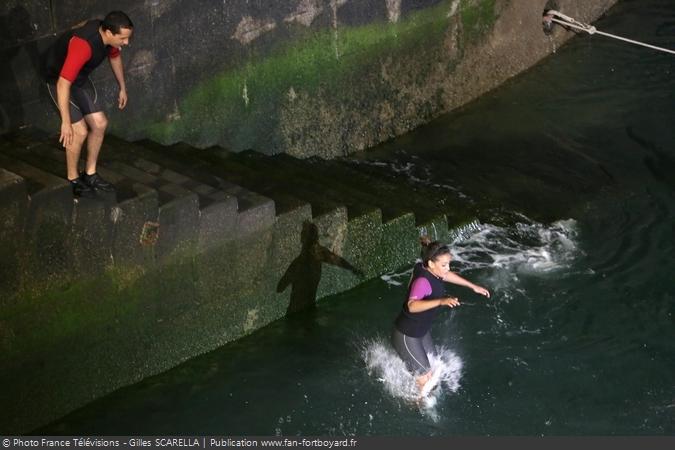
[0, 169, 27, 303]
[1, 0, 617, 154]
[0, 130, 475, 434]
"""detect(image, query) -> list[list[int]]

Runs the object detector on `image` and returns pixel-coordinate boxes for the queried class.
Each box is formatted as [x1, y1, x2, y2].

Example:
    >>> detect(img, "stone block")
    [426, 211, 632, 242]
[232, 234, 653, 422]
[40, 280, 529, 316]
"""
[106, 160, 156, 185]
[380, 211, 419, 271]
[313, 206, 376, 300]
[155, 193, 199, 262]
[0, 169, 28, 305]
[111, 186, 159, 268]
[69, 197, 111, 279]
[197, 197, 239, 252]
[133, 158, 161, 174]
[159, 167, 191, 185]
[0, 154, 73, 294]
[235, 193, 276, 238]
[191, 205, 305, 331]
[24, 185, 74, 292]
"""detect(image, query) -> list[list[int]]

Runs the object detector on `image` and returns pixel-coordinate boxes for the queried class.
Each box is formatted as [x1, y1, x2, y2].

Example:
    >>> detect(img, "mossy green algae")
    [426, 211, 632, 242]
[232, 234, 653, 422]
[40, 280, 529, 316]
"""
[139, 0, 498, 151]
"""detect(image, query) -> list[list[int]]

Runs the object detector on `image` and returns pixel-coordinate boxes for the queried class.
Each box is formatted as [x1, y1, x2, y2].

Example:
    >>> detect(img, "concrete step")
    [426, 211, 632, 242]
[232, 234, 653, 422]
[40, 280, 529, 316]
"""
[164, 141, 358, 220]
[2, 141, 124, 202]
[228, 150, 383, 221]
[0, 138, 163, 268]
[235, 150, 413, 223]
[331, 156, 476, 225]
[0, 138, 195, 264]
[136, 139, 314, 218]
[108, 137, 277, 241]
[0, 151, 75, 289]
[3, 135, 267, 257]
[0, 168, 28, 302]
[133, 142, 396, 289]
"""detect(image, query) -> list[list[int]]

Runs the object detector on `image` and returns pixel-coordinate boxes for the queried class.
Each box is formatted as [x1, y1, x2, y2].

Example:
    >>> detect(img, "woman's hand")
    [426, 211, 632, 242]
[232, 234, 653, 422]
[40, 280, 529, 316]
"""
[472, 285, 491, 298]
[441, 297, 460, 308]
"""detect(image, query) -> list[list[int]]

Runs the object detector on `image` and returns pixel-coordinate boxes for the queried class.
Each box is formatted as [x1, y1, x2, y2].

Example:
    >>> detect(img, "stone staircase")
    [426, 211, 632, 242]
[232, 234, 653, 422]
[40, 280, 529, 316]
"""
[0, 129, 475, 434]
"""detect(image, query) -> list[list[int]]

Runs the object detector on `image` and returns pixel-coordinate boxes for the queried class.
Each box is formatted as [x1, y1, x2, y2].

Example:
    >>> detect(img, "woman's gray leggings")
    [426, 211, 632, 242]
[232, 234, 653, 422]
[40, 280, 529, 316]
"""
[391, 328, 433, 376]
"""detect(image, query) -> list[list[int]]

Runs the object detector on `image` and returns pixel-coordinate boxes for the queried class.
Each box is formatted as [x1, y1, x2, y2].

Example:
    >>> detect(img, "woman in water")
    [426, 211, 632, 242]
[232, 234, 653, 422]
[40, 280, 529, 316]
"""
[392, 237, 491, 393]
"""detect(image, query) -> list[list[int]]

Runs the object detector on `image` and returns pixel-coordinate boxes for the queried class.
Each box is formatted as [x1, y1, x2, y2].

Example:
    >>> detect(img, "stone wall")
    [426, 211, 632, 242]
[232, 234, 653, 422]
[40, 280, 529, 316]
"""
[1, 0, 617, 157]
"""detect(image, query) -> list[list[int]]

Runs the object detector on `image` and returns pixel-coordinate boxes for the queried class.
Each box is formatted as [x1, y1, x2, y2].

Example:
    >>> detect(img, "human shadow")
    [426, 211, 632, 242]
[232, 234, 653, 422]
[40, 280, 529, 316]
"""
[0, 5, 40, 133]
[277, 221, 363, 315]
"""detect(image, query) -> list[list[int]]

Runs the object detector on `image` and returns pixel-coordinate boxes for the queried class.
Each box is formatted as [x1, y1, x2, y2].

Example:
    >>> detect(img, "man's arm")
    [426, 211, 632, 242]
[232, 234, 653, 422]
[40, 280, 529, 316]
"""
[109, 55, 127, 109]
[56, 76, 74, 147]
[56, 36, 91, 147]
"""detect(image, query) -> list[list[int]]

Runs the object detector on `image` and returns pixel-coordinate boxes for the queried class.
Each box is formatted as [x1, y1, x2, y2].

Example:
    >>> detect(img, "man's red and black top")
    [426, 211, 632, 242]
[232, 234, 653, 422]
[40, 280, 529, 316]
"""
[45, 20, 120, 87]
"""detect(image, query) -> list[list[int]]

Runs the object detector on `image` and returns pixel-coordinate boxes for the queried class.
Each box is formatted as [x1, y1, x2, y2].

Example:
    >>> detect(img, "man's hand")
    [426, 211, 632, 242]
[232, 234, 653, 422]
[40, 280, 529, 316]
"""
[59, 122, 73, 147]
[118, 89, 128, 109]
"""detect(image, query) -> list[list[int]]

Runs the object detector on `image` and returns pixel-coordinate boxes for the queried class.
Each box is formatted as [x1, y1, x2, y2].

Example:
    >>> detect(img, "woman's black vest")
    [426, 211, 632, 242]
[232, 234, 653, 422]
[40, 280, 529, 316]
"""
[45, 20, 110, 87]
[394, 262, 446, 337]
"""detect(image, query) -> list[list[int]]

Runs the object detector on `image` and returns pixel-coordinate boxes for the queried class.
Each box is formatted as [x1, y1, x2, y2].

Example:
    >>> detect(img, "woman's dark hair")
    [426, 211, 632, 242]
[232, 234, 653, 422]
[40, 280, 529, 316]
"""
[420, 236, 451, 267]
[102, 11, 133, 34]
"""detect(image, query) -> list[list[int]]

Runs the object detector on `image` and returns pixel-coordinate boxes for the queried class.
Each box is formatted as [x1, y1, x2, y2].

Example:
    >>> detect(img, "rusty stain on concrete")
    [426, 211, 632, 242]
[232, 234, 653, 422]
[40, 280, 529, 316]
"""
[140, 221, 159, 246]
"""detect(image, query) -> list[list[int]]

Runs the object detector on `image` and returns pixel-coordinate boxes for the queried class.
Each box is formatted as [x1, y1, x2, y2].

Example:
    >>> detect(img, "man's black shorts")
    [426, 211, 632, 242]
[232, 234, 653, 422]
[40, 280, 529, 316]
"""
[47, 79, 102, 123]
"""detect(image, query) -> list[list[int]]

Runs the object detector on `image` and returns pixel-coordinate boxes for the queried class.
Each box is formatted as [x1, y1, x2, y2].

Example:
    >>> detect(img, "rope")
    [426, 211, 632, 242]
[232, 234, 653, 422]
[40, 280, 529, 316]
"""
[545, 10, 675, 56]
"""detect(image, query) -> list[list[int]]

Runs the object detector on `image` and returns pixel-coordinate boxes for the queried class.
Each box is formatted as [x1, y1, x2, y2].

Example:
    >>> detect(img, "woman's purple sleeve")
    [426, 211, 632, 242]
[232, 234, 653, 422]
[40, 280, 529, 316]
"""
[408, 277, 432, 300]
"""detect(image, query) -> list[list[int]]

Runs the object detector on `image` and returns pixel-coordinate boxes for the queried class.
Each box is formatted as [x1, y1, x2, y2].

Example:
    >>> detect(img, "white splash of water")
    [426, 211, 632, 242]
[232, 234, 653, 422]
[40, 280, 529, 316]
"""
[380, 267, 413, 287]
[451, 219, 580, 274]
[448, 219, 482, 243]
[362, 338, 463, 421]
[449, 218, 581, 305]
[382, 218, 578, 290]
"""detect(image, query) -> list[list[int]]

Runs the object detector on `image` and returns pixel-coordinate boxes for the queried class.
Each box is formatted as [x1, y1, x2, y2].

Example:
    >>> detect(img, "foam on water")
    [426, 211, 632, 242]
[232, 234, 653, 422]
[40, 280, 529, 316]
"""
[361, 337, 463, 421]
[380, 217, 580, 292]
[380, 267, 413, 287]
[450, 218, 580, 274]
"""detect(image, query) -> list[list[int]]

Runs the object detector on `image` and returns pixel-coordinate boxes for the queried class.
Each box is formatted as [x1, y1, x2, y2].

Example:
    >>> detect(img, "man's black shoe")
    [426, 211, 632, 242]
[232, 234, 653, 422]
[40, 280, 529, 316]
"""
[81, 172, 115, 192]
[69, 177, 96, 199]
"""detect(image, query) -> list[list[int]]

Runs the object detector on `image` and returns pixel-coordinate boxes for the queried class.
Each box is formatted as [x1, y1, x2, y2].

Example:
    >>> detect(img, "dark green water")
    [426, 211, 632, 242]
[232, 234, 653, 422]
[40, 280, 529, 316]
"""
[39, 0, 673, 436]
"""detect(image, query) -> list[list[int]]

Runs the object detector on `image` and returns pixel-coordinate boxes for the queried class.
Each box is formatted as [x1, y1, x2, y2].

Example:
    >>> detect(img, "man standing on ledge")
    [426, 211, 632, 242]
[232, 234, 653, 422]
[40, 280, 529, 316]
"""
[45, 11, 133, 198]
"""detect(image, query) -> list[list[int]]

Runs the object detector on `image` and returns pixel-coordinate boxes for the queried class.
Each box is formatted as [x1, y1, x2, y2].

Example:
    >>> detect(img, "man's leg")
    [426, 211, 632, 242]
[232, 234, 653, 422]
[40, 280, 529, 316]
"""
[81, 111, 114, 191]
[65, 119, 97, 198]
[66, 119, 89, 180]
[47, 82, 89, 182]
[82, 111, 108, 175]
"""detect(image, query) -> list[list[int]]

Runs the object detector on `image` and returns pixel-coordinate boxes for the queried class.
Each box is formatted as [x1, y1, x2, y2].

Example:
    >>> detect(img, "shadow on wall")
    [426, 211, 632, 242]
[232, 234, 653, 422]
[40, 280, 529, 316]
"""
[277, 221, 363, 315]
[0, 6, 41, 134]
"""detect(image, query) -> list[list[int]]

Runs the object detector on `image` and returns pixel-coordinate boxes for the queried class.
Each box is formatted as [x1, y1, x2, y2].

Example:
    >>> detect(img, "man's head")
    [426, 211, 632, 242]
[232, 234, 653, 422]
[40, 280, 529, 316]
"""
[101, 11, 133, 48]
